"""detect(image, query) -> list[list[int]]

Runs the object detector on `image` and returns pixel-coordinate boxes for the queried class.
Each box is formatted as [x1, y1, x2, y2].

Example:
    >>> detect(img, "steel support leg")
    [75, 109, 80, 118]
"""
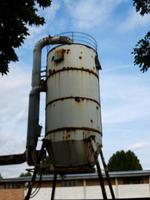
[24, 166, 38, 200]
[100, 150, 115, 199]
[24, 144, 45, 200]
[51, 173, 57, 200]
[95, 157, 108, 200]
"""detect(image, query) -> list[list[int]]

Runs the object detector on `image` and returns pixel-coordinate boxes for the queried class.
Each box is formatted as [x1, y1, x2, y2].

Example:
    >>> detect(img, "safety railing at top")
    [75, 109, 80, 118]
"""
[46, 32, 97, 53]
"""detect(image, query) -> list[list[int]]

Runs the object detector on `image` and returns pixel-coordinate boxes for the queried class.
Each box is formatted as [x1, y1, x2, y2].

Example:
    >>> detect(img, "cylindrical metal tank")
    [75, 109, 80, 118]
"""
[45, 35, 102, 173]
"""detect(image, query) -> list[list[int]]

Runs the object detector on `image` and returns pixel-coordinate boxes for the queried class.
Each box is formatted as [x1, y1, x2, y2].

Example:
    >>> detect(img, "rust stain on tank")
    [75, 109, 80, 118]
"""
[66, 128, 76, 132]
[74, 97, 81, 103]
[65, 133, 71, 140]
[64, 128, 76, 140]
[66, 49, 70, 54]
[46, 96, 100, 108]
[47, 67, 99, 79]
[49, 69, 52, 75]
[53, 69, 56, 73]
[47, 127, 101, 134]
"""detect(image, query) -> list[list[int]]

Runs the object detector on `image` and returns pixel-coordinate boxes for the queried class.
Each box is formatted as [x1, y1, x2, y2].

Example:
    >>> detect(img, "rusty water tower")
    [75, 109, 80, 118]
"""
[26, 32, 102, 173]
[0, 32, 115, 200]
[45, 38, 102, 171]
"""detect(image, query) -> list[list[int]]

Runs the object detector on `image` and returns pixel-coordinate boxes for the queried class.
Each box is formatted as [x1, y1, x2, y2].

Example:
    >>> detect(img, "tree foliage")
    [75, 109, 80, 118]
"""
[40, 156, 52, 174]
[0, 173, 3, 179]
[0, 0, 51, 75]
[0, 0, 149, 75]
[107, 150, 142, 172]
[133, 0, 150, 15]
[19, 171, 32, 177]
[133, 0, 150, 72]
[133, 32, 150, 72]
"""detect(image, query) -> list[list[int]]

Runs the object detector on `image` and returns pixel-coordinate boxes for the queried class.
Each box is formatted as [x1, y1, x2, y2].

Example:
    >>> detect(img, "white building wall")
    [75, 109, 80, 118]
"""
[24, 183, 150, 199]
[85, 185, 113, 199]
[118, 184, 150, 198]
[25, 187, 84, 200]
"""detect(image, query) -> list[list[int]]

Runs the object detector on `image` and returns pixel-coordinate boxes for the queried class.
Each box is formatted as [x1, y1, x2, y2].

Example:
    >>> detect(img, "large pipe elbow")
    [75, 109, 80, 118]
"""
[33, 36, 72, 52]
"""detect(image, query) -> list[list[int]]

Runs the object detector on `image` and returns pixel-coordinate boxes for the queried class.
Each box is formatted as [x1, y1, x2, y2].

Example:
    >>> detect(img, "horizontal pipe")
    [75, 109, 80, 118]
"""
[0, 153, 26, 165]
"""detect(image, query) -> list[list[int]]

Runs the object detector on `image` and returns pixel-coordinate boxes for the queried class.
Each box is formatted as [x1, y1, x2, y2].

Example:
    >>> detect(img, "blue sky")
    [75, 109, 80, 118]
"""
[0, 0, 150, 177]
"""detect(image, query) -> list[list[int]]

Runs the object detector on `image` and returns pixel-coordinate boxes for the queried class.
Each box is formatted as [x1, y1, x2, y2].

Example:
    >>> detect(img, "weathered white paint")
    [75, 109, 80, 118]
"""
[45, 44, 102, 169]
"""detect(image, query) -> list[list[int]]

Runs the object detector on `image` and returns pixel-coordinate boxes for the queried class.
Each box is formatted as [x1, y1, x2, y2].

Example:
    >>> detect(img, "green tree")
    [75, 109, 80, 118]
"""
[107, 150, 142, 172]
[133, 0, 150, 72]
[0, 173, 3, 179]
[19, 171, 32, 177]
[40, 156, 51, 175]
[1, 1, 149, 75]
[0, 0, 52, 75]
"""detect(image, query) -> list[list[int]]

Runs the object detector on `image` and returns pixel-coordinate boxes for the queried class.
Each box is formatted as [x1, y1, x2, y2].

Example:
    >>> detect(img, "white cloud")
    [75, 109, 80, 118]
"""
[0, 163, 29, 178]
[101, 71, 150, 125]
[0, 131, 26, 155]
[126, 141, 150, 151]
[101, 67, 150, 169]
[42, 0, 60, 22]
[63, 0, 123, 30]
[0, 64, 31, 177]
[24, 0, 61, 47]
[0, 63, 47, 177]
[125, 141, 150, 168]
[119, 8, 150, 31]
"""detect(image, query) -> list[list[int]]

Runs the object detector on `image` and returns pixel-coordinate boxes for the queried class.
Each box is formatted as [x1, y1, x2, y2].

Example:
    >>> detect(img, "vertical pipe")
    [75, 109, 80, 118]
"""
[26, 36, 72, 165]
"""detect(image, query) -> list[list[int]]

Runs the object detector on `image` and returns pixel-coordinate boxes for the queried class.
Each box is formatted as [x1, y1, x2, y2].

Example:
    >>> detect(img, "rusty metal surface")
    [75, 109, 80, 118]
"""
[46, 99, 101, 133]
[47, 67, 99, 79]
[46, 96, 100, 108]
[47, 44, 99, 72]
[45, 44, 102, 170]
[46, 127, 102, 135]
[45, 130, 102, 144]
[45, 139, 96, 170]
[46, 70, 100, 105]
